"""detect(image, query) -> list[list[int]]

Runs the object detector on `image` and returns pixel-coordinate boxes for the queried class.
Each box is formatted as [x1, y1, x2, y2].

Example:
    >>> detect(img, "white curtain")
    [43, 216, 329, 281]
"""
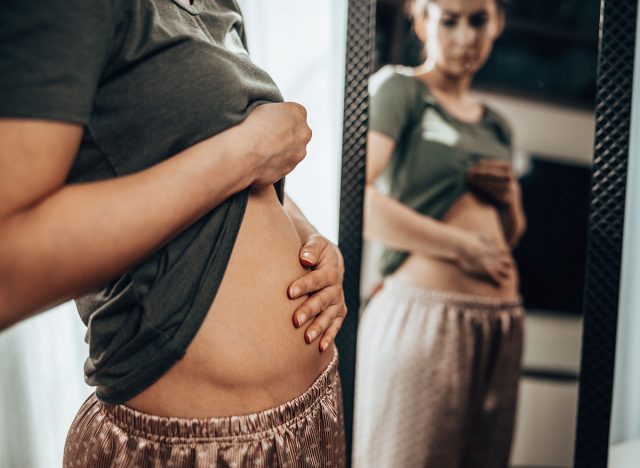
[610, 3, 640, 446]
[0, 2, 347, 467]
[0, 302, 91, 467]
[238, 0, 348, 243]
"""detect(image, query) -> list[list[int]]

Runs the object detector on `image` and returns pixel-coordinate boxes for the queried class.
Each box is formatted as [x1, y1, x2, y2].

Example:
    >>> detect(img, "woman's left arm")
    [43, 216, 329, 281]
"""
[502, 179, 527, 247]
[283, 194, 347, 352]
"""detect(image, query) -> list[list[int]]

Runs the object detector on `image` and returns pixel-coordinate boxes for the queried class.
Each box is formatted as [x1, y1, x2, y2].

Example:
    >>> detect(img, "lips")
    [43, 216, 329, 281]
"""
[452, 55, 477, 62]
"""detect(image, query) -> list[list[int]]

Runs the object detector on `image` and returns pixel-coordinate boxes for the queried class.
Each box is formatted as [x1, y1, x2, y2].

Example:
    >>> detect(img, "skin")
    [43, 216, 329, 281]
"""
[0, 101, 347, 416]
[365, 0, 526, 297]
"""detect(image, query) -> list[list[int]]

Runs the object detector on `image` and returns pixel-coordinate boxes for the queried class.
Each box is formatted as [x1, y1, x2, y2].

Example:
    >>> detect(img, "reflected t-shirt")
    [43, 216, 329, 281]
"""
[0, 0, 284, 403]
[369, 66, 513, 276]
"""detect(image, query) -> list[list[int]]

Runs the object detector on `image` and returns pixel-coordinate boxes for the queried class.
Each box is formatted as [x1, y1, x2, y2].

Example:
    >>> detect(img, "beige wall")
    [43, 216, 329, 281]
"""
[474, 90, 596, 165]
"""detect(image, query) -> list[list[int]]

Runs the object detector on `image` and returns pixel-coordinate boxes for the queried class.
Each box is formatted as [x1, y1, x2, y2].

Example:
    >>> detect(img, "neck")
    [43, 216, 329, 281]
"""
[417, 63, 472, 99]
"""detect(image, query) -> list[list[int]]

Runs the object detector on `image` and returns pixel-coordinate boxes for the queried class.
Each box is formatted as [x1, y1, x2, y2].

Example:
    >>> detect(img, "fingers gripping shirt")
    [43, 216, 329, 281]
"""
[0, 0, 284, 403]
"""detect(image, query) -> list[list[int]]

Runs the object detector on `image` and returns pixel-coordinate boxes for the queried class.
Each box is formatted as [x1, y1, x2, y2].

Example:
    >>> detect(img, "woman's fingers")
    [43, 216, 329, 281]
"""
[474, 159, 512, 174]
[303, 303, 344, 348]
[497, 263, 511, 278]
[469, 171, 511, 186]
[292, 285, 342, 327]
[288, 268, 339, 299]
[486, 268, 503, 286]
[468, 161, 513, 182]
[319, 315, 346, 352]
[298, 236, 325, 268]
[490, 263, 509, 284]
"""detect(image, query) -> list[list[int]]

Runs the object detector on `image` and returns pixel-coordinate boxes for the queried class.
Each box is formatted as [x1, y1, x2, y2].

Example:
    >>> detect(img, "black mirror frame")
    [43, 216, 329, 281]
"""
[335, 0, 376, 465]
[574, 1, 638, 467]
[336, 0, 638, 467]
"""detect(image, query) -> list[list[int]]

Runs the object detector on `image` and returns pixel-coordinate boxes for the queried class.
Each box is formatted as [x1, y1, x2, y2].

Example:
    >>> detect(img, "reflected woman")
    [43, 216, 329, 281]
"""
[353, 0, 526, 467]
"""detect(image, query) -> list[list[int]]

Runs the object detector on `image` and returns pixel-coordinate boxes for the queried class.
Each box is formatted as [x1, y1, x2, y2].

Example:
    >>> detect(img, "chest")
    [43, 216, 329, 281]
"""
[83, 0, 282, 176]
[394, 106, 511, 183]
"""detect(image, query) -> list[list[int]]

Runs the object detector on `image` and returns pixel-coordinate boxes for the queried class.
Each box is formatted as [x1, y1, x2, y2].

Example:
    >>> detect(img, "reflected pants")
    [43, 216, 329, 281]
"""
[353, 278, 524, 468]
[63, 349, 345, 468]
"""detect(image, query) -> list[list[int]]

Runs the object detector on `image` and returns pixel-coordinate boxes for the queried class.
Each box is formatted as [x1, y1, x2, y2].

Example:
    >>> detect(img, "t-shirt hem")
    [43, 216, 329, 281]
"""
[93, 189, 251, 405]
[94, 347, 185, 404]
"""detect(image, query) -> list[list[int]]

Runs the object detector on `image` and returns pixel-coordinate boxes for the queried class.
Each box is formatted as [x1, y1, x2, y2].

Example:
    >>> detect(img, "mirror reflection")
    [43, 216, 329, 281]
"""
[354, 0, 599, 466]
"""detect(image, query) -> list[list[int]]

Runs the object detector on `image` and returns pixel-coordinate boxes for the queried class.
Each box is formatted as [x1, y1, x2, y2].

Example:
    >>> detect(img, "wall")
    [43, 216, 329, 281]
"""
[610, 1, 640, 446]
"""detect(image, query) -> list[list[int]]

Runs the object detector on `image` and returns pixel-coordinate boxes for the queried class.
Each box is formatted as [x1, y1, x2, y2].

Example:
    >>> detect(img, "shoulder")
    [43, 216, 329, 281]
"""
[369, 65, 421, 98]
[482, 104, 513, 145]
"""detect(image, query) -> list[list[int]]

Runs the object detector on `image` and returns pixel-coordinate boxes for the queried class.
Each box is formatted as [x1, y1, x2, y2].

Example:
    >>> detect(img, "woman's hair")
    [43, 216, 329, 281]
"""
[407, 0, 508, 17]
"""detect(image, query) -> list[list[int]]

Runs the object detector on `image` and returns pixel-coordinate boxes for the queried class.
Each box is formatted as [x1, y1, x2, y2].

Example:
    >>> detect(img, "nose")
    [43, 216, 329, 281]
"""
[453, 21, 478, 47]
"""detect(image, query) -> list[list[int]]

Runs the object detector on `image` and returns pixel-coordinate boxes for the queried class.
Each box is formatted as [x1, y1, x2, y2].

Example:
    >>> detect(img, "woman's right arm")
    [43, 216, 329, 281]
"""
[364, 130, 470, 261]
[364, 130, 512, 284]
[0, 103, 311, 330]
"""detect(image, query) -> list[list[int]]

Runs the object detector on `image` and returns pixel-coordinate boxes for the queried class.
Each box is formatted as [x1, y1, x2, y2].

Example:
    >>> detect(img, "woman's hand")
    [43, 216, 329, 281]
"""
[466, 159, 519, 207]
[466, 159, 527, 246]
[454, 230, 514, 286]
[235, 102, 312, 187]
[287, 234, 347, 352]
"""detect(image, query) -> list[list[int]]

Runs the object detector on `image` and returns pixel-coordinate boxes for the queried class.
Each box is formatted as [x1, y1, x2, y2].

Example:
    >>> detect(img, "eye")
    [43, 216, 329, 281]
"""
[469, 13, 489, 28]
[442, 17, 457, 28]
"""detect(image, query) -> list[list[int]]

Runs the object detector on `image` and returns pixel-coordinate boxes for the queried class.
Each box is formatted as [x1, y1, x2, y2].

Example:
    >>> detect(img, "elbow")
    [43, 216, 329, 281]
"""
[0, 270, 14, 331]
[509, 220, 527, 249]
[0, 250, 23, 331]
[362, 186, 377, 242]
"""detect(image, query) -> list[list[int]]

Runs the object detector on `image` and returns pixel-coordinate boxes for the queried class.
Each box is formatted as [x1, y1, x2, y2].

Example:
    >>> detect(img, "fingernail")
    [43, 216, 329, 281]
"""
[306, 330, 317, 343]
[290, 287, 301, 298]
[320, 340, 329, 352]
[301, 251, 316, 264]
[296, 314, 306, 327]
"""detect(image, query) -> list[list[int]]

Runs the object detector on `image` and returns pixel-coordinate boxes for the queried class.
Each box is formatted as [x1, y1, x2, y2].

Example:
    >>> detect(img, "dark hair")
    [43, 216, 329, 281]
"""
[407, 0, 508, 17]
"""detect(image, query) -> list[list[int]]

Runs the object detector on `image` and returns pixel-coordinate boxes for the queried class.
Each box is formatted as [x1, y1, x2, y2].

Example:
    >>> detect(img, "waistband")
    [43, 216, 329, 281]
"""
[100, 347, 339, 442]
[378, 277, 523, 310]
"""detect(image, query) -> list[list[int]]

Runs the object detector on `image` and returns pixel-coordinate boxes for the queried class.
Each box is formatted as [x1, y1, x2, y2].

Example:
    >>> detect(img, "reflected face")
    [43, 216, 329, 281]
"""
[416, 0, 504, 77]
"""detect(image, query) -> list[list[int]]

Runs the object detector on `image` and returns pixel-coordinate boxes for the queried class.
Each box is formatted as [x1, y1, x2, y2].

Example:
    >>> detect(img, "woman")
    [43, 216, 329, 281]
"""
[0, 0, 347, 466]
[353, 0, 526, 466]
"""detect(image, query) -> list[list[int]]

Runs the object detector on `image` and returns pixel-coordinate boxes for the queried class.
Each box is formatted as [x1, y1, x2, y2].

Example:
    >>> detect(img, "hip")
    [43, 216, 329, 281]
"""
[65, 349, 345, 468]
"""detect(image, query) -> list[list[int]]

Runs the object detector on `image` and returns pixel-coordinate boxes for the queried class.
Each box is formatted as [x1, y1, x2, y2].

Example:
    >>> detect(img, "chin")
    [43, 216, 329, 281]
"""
[443, 65, 474, 79]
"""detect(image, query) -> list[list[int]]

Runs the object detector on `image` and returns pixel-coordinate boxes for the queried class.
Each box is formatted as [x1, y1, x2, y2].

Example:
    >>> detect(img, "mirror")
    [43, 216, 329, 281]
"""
[609, 4, 640, 463]
[352, 0, 600, 466]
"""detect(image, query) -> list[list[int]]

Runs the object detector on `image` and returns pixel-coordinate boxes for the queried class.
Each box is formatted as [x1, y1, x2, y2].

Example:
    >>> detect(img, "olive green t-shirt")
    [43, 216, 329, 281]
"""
[0, 0, 284, 403]
[369, 66, 513, 276]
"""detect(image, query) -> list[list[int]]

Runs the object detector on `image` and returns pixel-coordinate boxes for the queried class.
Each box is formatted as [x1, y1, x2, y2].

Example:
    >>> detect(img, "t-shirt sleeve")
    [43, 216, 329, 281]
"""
[369, 69, 416, 141]
[0, 0, 113, 125]
[487, 108, 514, 156]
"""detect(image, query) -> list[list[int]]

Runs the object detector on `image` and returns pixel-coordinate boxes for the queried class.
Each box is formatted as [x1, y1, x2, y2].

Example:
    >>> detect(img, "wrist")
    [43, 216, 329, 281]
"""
[215, 125, 257, 191]
[444, 226, 470, 263]
[284, 199, 318, 241]
[299, 227, 321, 246]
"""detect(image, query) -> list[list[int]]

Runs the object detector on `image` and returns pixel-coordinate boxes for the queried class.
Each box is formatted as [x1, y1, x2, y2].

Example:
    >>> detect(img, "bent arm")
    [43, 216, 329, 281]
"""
[504, 180, 527, 247]
[283, 194, 318, 241]
[364, 130, 467, 261]
[0, 119, 255, 330]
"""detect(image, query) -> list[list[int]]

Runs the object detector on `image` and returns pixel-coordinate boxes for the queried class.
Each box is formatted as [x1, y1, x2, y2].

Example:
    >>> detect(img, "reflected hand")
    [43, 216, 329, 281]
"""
[287, 234, 347, 352]
[455, 231, 514, 286]
[466, 160, 518, 206]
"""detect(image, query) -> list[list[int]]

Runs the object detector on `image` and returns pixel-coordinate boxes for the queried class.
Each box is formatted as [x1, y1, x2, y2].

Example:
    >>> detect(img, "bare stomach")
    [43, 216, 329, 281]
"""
[390, 191, 520, 299]
[126, 185, 333, 418]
